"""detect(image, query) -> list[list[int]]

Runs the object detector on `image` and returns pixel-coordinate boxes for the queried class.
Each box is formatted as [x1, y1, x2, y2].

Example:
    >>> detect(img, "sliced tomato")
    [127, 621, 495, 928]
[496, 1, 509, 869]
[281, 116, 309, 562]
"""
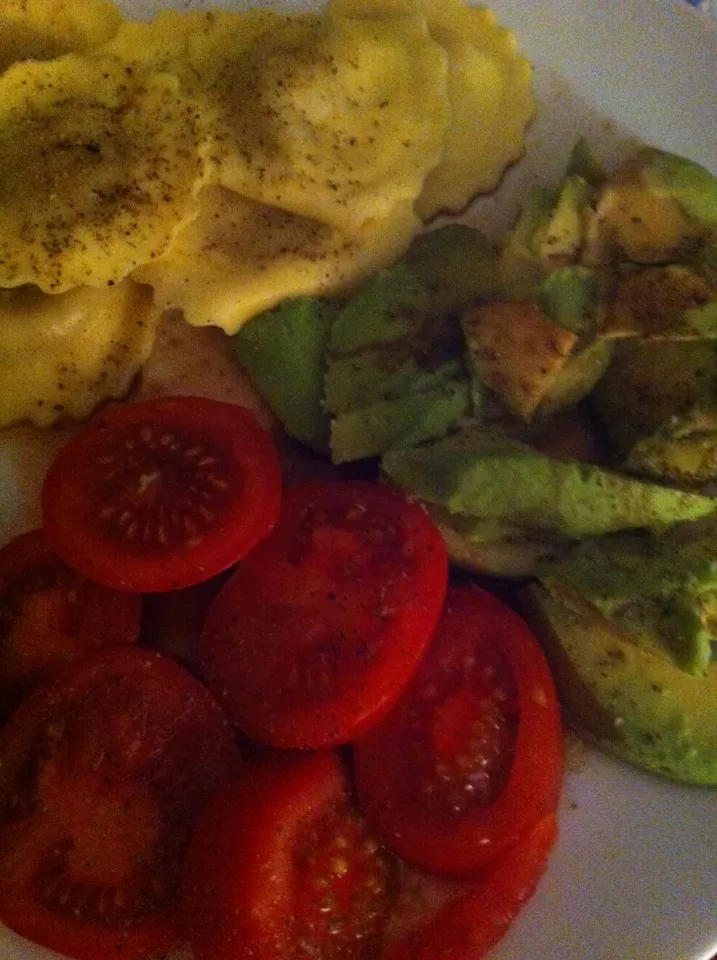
[354, 582, 562, 875]
[182, 749, 396, 960]
[199, 480, 448, 748]
[0, 528, 141, 717]
[386, 813, 558, 960]
[42, 395, 282, 593]
[0, 647, 240, 960]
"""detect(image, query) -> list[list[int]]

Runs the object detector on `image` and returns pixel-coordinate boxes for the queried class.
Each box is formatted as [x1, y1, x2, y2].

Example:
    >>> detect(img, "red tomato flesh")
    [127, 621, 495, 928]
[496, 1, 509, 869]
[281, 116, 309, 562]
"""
[199, 480, 448, 748]
[183, 749, 396, 960]
[354, 582, 563, 875]
[0, 528, 141, 717]
[0, 647, 240, 960]
[386, 813, 559, 960]
[42, 395, 282, 593]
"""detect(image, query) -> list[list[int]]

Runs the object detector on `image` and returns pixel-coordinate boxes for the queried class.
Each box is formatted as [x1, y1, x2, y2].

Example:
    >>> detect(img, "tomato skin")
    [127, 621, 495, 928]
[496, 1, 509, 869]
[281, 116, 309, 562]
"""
[354, 583, 563, 875]
[199, 480, 448, 748]
[0, 528, 141, 717]
[386, 813, 558, 960]
[182, 750, 396, 960]
[42, 395, 282, 593]
[0, 647, 240, 960]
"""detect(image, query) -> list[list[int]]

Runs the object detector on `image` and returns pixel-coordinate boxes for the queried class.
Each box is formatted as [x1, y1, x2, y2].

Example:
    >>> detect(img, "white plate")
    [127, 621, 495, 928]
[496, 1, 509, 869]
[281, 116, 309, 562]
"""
[1, 2, 716, 959]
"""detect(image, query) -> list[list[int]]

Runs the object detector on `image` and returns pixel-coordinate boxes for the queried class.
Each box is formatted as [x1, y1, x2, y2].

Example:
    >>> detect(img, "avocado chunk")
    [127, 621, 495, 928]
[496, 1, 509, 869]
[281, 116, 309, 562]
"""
[600, 264, 717, 340]
[583, 147, 715, 265]
[522, 579, 717, 785]
[380, 430, 717, 539]
[499, 187, 554, 299]
[626, 408, 717, 486]
[538, 339, 613, 417]
[537, 174, 593, 266]
[325, 226, 498, 462]
[460, 299, 578, 421]
[592, 339, 717, 457]
[233, 297, 335, 452]
[538, 527, 717, 675]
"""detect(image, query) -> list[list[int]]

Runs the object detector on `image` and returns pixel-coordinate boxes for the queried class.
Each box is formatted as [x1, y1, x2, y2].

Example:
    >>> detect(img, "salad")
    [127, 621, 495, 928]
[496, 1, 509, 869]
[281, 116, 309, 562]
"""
[1, 0, 706, 955]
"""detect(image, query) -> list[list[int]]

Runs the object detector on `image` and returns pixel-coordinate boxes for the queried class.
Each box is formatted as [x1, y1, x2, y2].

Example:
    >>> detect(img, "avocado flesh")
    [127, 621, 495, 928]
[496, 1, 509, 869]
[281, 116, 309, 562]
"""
[523, 580, 717, 786]
[381, 431, 717, 540]
[592, 339, 717, 456]
[325, 226, 499, 462]
[626, 408, 717, 486]
[538, 528, 717, 675]
[233, 297, 334, 452]
[600, 264, 717, 340]
[582, 148, 716, 265]
[538, 340, 613, 417]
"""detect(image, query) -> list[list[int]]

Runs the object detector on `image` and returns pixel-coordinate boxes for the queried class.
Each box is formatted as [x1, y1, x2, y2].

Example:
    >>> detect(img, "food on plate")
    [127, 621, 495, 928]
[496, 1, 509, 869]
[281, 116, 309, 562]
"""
[0, 528, 141, 718]
[524, 520, 717, 785]
[133, 189, 421, 334]
[41, 395, 282, 593]
[384, 813, 558, 960]
[0, 55, 204, 294]
[182, 750, 396, 960]
[199, 480, 448, 748]
[0, 280, 159, 428]
[0, 0, 121, 72]
[0, 646, 240, 960]
[354, 582, 562, 874]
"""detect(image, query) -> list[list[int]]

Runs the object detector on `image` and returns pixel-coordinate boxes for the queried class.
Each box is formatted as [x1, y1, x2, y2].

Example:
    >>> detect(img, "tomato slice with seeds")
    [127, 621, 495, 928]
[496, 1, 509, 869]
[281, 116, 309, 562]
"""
[199, 480, 448, 748]
[0, 647, 240, 960]
[385, 813, 559, 960]
[0, 528, 141, 718]
[354, 583, 562, 875]
[42, 395, 282, 593]
[182, 750, 396, 960]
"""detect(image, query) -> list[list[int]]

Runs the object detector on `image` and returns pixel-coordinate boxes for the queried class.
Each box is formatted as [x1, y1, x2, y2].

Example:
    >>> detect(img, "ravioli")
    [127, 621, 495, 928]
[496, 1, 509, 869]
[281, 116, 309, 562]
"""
[134, 187, 421, 334]
[0, 0, 121, 72]
[186, 11, 450, 231]
[0, 281, 159, 428]
[0, 54, 204, 293]
[330, 0, 535, 219]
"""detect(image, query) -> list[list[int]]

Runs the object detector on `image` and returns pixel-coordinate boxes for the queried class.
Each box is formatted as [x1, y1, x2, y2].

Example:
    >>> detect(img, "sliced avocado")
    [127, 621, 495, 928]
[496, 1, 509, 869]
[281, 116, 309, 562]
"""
[461, 299, 578, 421]
[233, 297, 335, 452]
[626, 408, 717, 486]
[381, 430, 717, 539]
[402, 224, 500, 312]
[537, 174, 593, 266]
[592, 339, 717, 456]
[538, 528, 717, 675]
[641, 148, 717, 229]
[600, 264, 717, 339]
[535, 265, 599, 336]
[582, 148, 714, 265]
[499, 187, 554, 300]
[325, 233, 485, 463]
[538, 339, 613, 417]
[330, 379, 471, 464]
[522, 579, 717, 785]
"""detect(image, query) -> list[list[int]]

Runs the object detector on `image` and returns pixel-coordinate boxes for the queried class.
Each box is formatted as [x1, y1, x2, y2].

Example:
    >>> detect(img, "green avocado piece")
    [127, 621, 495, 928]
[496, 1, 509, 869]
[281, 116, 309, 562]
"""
[380, 431, 717, 539]
[233, 297, 335, 452]
[331, 380, 471, 464]
[535, 265, 599, 336]
[641, 148, 717, 230]
[325, 229, 495, 463]
[499, 187, 554, 299]
[538, 527, 717, 675]
[600, 264, 717, 340]
[582, 148, 714, 265]
[538, 339, 613, 417]
[402, 224, 500, 312]
[626, 408, 717, 486]
[592, 339, 717, 456]
[566, 137, 608, 189]
[537, 174, 593, 266]
[522, 579, 717, 785]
